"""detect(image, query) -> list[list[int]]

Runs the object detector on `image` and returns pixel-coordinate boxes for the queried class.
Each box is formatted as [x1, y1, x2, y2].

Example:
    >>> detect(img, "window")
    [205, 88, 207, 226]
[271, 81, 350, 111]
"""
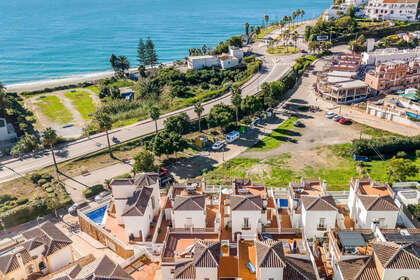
[398, 277, 409, 280]
[318, 218, 326, 230]
[185, 217, 192, 228]
[151, 198, 155, 210]
[243, 217, 249, 228]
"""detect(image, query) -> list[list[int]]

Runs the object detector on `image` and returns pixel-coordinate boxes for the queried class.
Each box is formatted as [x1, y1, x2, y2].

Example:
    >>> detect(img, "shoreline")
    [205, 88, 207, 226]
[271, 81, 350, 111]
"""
[5, 62, 175, 93]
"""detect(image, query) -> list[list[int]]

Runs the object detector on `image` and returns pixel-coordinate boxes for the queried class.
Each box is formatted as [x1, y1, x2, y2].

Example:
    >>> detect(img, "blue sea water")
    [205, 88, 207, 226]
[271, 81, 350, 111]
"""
[0, 0, 330, 85]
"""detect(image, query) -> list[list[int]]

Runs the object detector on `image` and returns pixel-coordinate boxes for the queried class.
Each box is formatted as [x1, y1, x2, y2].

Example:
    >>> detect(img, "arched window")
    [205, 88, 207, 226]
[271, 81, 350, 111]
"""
[398, 277, 409, 280]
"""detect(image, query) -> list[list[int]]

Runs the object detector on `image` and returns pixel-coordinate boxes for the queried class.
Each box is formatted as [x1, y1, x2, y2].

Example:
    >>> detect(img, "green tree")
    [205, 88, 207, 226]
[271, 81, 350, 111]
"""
[11, 133, 40, 156]
[94, 112, 113, 158]
[164, 113, 190, 134]
[264, 15, 269, 26]
[207, 104, 235, 130]
[133, 150, 158, 174]
[42, 128, 59, 172]
[151, 131, 187, 157]
[387, 157, 419, 182]
[241, 95, 263, 115]
[292, 30, 299, 48]
[109, 54, 118, 75]
[231, 85, 242, 126]
[146, 38, 158, 67]
[117, 56, 130, 78]
[202, 44, 208, 55]
[138, 65, 146, 79]
[345, 5, 356, 17]
[0, 82, 8, 118]
[137, 39, 146, 66]
[194, 102, 204, 132]
[149, 106, 160, 135]
[244, 22, 249, 36]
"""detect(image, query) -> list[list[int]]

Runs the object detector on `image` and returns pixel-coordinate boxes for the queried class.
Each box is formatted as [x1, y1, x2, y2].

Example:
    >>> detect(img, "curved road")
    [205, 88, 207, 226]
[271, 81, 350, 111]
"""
[0, 25, 309, 183]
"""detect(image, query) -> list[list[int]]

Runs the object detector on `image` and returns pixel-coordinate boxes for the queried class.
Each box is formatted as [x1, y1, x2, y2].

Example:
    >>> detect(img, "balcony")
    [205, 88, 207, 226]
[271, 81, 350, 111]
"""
[317, 225, 327, 231]
[241, 225, 251, 231]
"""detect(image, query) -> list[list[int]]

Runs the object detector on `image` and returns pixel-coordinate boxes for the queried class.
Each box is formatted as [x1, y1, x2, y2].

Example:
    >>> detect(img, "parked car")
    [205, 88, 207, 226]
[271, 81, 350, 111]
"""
[159, 167, 169, 178]
[325, 112, 336, 119]
[333, 115, 343, 122]
[68, 200, 89, 215]
[94, 191, 111, 202]
[212, 141, 225, 151]
[226, 131, 240, 143]
[339, 118, 351, 125]
[294, 120, 304, 127]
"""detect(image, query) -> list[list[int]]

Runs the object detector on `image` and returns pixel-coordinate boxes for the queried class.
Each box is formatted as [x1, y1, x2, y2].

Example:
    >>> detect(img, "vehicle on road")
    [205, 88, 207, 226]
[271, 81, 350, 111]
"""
[333, 115, 343, 122]
[94, 191, 111, 202]
[212, 141, 225, 151]
[226, 131, 240, 143]
[339, 118, 351, 125]
[325, 112, 336, 119]
[62, 123, 73, 128]
[294, 120, 304, 127]
[68, 200, 89, 215]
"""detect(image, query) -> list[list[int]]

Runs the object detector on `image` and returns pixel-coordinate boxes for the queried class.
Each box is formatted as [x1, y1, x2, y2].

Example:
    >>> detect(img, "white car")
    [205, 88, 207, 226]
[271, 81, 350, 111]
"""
[68, 200, 89, 215]
[94, 191, 111, 202]
[325, 112, 336, 119]
[212, 141, 225, 151]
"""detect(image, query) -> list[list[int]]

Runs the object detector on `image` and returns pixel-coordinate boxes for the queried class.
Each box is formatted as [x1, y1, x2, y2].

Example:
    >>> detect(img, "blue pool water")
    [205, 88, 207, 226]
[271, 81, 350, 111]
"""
[0, 0, 331, 85]
[276, 198, 288, 207]
[86, 206, 107, 224]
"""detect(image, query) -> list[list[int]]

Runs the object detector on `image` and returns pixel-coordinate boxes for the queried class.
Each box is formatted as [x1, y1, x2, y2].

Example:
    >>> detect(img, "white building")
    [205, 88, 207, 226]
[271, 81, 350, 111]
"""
[109, 173, 161, 242]
[301, 195, 338, 238]
[187, 55, 220, 70]
[254, 240, 317, 280]
[0, 221, 74, 280]
[0, 118, 17, 142]
[364, 0, 418, 21]
[362, 47, 420, 65]
[229, 45, 244, 60]
[219, 55, 239, 70]
[172, 195, 206, 229]
[230, 195, 263, 240]
[348, 178, 399, 229]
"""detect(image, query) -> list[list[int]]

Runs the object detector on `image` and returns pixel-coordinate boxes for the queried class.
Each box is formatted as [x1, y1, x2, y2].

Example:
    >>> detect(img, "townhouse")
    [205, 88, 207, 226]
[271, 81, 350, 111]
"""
[364, 0, 418, 21]
[348, 178, 399, 229]
[0, 221, 74, 280]
[187, 46, 244, 70]
[109, 173, 161, 242]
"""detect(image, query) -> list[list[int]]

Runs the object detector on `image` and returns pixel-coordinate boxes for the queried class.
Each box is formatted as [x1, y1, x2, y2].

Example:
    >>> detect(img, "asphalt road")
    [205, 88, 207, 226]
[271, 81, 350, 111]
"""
[0, 24, 308, 183]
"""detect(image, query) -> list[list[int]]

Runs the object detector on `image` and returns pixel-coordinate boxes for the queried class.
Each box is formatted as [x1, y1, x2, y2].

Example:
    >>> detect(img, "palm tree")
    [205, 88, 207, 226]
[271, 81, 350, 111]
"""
[42, 128, 59, 172]
[94, 113, 113, 158]
[244, 22, 249, 36]
[149, 106, 160, 136]
[300, 10, 305, 23]
[0, 82, 7, 118]
[194, 102, 204, 132]
[231, 86, 242, 126]
[109, 54, 118, 75]
[138, 65, 146, 79]
[292, 30, 299, 49]
[118, 56, 130, 78]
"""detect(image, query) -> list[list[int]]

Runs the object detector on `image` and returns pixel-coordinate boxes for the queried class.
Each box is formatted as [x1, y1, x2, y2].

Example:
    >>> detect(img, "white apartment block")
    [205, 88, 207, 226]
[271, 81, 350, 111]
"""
[362, 47, 420, 65]
[365, 0, 418, 21]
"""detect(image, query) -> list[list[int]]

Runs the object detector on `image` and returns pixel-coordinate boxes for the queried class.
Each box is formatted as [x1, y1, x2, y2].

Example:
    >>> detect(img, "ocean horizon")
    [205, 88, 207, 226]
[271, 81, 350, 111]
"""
[0, 0, 330, 85]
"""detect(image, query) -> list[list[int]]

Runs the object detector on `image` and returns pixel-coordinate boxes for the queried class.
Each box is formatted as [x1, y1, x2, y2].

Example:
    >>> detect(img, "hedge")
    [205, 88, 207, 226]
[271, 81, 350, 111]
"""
[351, 136, 420, 156]
[83, 184, 105, 198]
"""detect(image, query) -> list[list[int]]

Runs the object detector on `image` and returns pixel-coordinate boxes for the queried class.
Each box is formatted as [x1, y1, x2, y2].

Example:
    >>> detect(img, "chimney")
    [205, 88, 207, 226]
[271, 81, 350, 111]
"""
[371, 219, 379, 233]
[322, 180, 327, 193]
[201, 177, 206, 190]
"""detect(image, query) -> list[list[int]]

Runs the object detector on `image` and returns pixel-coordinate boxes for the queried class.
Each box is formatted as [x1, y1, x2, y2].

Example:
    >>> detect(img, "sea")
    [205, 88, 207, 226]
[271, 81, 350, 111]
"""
[0, 0, 330, 85]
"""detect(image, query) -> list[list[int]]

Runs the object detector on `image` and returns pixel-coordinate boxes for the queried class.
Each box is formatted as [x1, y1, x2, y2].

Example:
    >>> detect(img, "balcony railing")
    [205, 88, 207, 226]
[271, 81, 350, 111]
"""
[241, 225, 251, 230]
[317, 225, 327, 231]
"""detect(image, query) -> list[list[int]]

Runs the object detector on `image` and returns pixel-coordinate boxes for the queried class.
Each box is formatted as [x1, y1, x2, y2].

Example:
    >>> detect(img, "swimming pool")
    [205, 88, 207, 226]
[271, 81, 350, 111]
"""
[86, 205, 107, 224]
[276, 198, 288, 208]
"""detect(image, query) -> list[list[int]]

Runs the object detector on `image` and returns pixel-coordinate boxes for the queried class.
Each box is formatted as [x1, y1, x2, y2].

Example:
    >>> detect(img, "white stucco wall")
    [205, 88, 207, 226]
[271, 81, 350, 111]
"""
[382, 268, 420, 280]
[302, 208, 337, 238]
[231, 210, 261, 240]
[259, 267, 284, 280]
[173, 210, 206, 229]
[355, 198, 398, 229]
[195, 267, 218, 280]
[161, 265, 173, 280]
[123, 205, 152, 240]
[48, 246, 73, 272]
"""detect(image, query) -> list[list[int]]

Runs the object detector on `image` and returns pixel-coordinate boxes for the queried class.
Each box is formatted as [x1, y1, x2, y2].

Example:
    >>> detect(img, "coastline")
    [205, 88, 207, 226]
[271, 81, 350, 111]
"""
[5, 63, 175, 93]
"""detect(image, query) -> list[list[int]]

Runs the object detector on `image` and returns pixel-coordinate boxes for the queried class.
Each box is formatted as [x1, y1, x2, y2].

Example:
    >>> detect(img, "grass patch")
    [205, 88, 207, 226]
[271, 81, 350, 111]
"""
[248, 117, 298, 151]
[64, 90, 96, 120]
[86, 85, 100, 94]
[353, 122, 399, 137]
[267, 46, 299, 55]
[254, 26, 276, 42]
[35, 95, 73, 124]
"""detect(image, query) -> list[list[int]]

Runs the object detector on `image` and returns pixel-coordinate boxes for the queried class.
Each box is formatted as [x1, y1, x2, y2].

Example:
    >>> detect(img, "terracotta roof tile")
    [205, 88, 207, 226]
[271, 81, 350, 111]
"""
[230, 195, 262, 211]
[122, 187, 153, 216]
[358, 195, 399, 211]
[301, 195, 337, 211]
[193, 240, 220, 268]
[372, 242, 420, 270]
[255, 240, 286, 268]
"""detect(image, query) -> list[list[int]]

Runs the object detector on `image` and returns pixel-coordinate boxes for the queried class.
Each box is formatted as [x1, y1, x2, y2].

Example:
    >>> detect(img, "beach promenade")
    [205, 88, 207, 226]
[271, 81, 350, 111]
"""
[0, 24, 310, 183]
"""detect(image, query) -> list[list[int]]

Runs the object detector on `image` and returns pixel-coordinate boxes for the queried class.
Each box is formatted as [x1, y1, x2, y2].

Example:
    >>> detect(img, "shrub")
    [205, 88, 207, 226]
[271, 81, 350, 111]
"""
[30, 173, 42, 184]
[83, 184, 105, 198]
[351, 136, 420, 156]
[416, 150, 420, 157]
[0, 194, 17, 204]
[45, 187, 54, 193]
[41, 173, 53, 181]
[37, 179, 47, 186]
[16, 198, 28, 205]
[42, 183, 51, 190]
[396, 151, 407, 158]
